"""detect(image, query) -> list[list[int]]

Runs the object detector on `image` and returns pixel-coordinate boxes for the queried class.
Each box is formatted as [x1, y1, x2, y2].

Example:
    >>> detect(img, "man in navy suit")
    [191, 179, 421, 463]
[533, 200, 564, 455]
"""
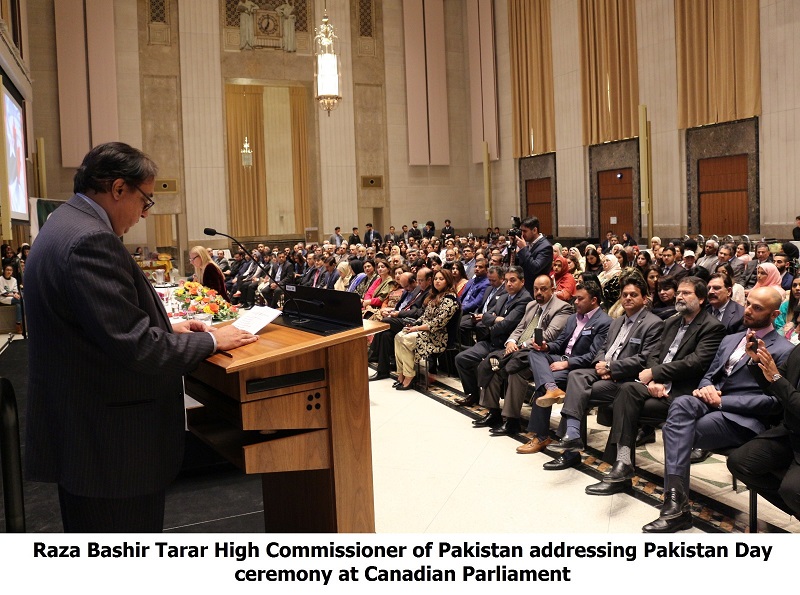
[728, 340, 800, 518]
[642, 287, 793, 532]
[518, 280, 611, 453]
[513, 216, 552, 294]
[24, 143, 257, 532]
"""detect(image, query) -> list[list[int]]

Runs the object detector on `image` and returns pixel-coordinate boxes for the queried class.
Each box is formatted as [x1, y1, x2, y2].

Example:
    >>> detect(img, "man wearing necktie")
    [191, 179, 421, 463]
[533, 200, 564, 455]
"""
[516, 280, 612, 452]
[546, 274, 663, 470]
[467, 275, 572, 430]
[705, 273, 745, 334]
[454, 267, 532, 410]
[642, 287, 793, 533]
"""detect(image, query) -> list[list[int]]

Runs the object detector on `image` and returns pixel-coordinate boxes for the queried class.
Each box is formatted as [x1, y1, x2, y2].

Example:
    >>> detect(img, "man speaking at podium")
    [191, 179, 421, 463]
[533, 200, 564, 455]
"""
[24, 143, 258, 532]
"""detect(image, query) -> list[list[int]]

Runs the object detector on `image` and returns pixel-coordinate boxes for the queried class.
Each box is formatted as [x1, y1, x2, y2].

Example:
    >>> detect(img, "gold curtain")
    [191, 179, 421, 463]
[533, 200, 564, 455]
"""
[153, 214, 173, 247]
[225, 84, 268, 237]
[508, 0, 555, 157]
[579, 0, 639, 145]
[289, 87, 310, 234]
[676, 0, 761, 129]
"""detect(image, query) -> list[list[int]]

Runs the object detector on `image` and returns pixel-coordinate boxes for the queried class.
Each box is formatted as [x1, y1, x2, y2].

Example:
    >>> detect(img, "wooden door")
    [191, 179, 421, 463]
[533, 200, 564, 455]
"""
[698, 155, 748, 236]
[526, 178, 552, 236]
[598, 168, 634, 238]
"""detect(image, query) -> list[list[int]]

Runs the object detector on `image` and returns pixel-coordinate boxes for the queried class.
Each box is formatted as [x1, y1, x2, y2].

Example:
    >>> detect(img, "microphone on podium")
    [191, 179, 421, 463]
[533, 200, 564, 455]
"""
[204, 228, 276, 283]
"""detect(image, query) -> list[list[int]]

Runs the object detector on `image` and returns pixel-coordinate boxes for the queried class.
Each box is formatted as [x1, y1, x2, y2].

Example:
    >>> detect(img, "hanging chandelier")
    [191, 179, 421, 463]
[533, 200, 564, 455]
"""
[314, 4, 341, 116]
[241, 136, 253, 168]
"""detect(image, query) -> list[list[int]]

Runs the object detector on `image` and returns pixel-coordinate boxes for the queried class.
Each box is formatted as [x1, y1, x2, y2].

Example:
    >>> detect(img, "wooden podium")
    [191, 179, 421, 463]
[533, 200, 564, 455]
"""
[184, 319, 387, 533]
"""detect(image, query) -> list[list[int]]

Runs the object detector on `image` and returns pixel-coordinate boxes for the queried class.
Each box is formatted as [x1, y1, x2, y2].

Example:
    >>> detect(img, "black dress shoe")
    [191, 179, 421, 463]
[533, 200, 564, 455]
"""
[690, 448, 711, 464]
[455, 395, 478, 407]
[472, 410, 502, 428]
[369, 372, 390, 381]
[604, 460, 635, 482]
[543, 452, 581, 471]
[585, 479, 631, 495]
[642, 488, 692, 533]
[391, 381, 402, 388]
[547, 436, 585, 453]
[396, 382, 415, 391]
[635, 425, 656, 446]
[489, 418, 521, 436]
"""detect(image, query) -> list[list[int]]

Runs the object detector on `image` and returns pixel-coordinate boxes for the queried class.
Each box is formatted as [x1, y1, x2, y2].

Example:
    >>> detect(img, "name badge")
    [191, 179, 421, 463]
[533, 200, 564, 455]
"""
[629, 337, 642, 345]
[581, 329, 593, 336]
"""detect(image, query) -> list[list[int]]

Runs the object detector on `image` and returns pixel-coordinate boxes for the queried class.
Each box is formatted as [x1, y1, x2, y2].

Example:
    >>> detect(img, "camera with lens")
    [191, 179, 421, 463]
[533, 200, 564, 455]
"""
[506, 216, 522, 241]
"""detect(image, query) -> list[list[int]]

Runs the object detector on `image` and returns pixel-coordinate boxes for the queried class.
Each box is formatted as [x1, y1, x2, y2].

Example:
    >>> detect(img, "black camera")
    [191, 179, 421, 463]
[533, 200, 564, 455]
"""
[507, 216, 522, 241]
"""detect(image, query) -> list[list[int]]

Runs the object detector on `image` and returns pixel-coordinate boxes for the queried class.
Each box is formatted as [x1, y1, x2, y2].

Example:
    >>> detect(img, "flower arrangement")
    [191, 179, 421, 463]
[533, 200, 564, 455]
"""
[171, 281, 238, 321]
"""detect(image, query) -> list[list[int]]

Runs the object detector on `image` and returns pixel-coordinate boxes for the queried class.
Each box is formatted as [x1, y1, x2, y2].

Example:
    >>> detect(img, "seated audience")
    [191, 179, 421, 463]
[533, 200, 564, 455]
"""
[775, 274, 800, 342]
[716, 262, 745, 306]
[706, 273, 745, 334]
[393, 269, 460, 390]
[551, 254, 576, 302]
[1, 264, 22, 333]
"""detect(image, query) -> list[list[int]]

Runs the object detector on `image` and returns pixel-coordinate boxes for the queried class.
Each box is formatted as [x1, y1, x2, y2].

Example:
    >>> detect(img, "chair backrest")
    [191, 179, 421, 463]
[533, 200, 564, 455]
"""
[445, 304, 462, 349]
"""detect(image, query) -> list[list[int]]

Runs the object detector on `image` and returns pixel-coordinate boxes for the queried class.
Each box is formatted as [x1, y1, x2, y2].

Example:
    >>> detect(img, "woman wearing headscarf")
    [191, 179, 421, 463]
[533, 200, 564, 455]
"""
[551, 254, 576, 302]
[333, 259, 353, 291]
[753, 262, 787, 299]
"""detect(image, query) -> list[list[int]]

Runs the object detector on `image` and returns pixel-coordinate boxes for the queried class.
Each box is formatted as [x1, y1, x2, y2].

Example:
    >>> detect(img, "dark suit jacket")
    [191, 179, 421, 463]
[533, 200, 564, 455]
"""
[648, 309, 726, 397]
[24, 196, 215, 498]
[482, 289, 533, 347]
[752, 344, 800, 463]
[595, 308, 664, 381]
[400, 287, 431, 320]
[698, 329, 794, 433]
[546, 308, 612, 370]
[517, 236, 553, 294]
[364, 230, 381, 245]
[705, 300, 744, 334]
[269, 260, 295, 286]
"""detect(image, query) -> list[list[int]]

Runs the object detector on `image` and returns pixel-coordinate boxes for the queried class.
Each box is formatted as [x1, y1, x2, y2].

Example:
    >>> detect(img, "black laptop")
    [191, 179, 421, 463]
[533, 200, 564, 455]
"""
[272, 285, 364, 335]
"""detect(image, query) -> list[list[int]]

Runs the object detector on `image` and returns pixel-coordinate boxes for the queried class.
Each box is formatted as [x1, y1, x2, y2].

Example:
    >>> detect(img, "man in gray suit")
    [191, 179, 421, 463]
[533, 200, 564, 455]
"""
[546, 274, 664, 470]
[24, 143, 257, 532]
[642, 287, 793, 532]
[470, 274, 572, 434]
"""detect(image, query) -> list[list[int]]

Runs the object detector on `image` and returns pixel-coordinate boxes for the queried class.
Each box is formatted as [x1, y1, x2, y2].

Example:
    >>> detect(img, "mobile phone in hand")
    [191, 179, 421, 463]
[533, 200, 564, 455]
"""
[534, 328, 544, 345]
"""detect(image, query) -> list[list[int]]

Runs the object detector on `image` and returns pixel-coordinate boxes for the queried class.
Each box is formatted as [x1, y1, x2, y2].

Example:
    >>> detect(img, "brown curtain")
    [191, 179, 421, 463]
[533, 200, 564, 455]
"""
[225, 84, 268, 237]
[289, 87, 310, 234]
[508, 0, 555, 157]
[579, 0, 639, 145]
[676, 0, 761, 129]
[153, 214, 173, 247]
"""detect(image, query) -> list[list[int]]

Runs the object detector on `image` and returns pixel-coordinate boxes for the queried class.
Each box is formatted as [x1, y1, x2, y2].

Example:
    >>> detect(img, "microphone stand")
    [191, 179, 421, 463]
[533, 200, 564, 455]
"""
[204, 228, 280, 287]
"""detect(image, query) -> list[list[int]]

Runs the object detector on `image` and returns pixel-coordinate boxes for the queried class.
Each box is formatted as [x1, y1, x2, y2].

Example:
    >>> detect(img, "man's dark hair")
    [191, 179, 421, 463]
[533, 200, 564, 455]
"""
[74, 142, 158, 194]
[325, 256, 336, 267]
[506, 265, 524, 280]
[679, 276, 708, 301]
[577, 279, 603, 302]
[487, 265, 505, 277]
[520, 217, 540, 232]
[621, 271, 650, 297]
[426, 220, 435, 227]
[366, 223, 373, 227]
[710, 272, 733, 290]
[661, 245, 676, 256]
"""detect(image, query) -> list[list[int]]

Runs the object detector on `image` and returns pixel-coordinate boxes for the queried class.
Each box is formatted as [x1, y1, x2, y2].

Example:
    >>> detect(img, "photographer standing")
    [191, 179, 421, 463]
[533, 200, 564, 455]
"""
[514, 216, 552, 294]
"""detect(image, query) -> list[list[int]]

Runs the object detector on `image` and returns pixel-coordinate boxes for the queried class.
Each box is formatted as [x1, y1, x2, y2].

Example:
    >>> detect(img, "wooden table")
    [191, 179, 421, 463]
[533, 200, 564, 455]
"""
[185, 319, 387, 532]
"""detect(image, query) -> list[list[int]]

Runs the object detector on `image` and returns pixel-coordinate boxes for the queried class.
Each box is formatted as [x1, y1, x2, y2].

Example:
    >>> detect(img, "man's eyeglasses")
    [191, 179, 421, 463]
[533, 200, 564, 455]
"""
[133, 185, 155, 212]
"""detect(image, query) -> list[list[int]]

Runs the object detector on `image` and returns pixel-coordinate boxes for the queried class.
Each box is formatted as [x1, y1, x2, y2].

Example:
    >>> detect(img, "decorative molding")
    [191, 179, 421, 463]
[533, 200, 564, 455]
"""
[0, 20, 31, 87]
[148, 22, 171, 45]
[357, 36, 374, 57]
